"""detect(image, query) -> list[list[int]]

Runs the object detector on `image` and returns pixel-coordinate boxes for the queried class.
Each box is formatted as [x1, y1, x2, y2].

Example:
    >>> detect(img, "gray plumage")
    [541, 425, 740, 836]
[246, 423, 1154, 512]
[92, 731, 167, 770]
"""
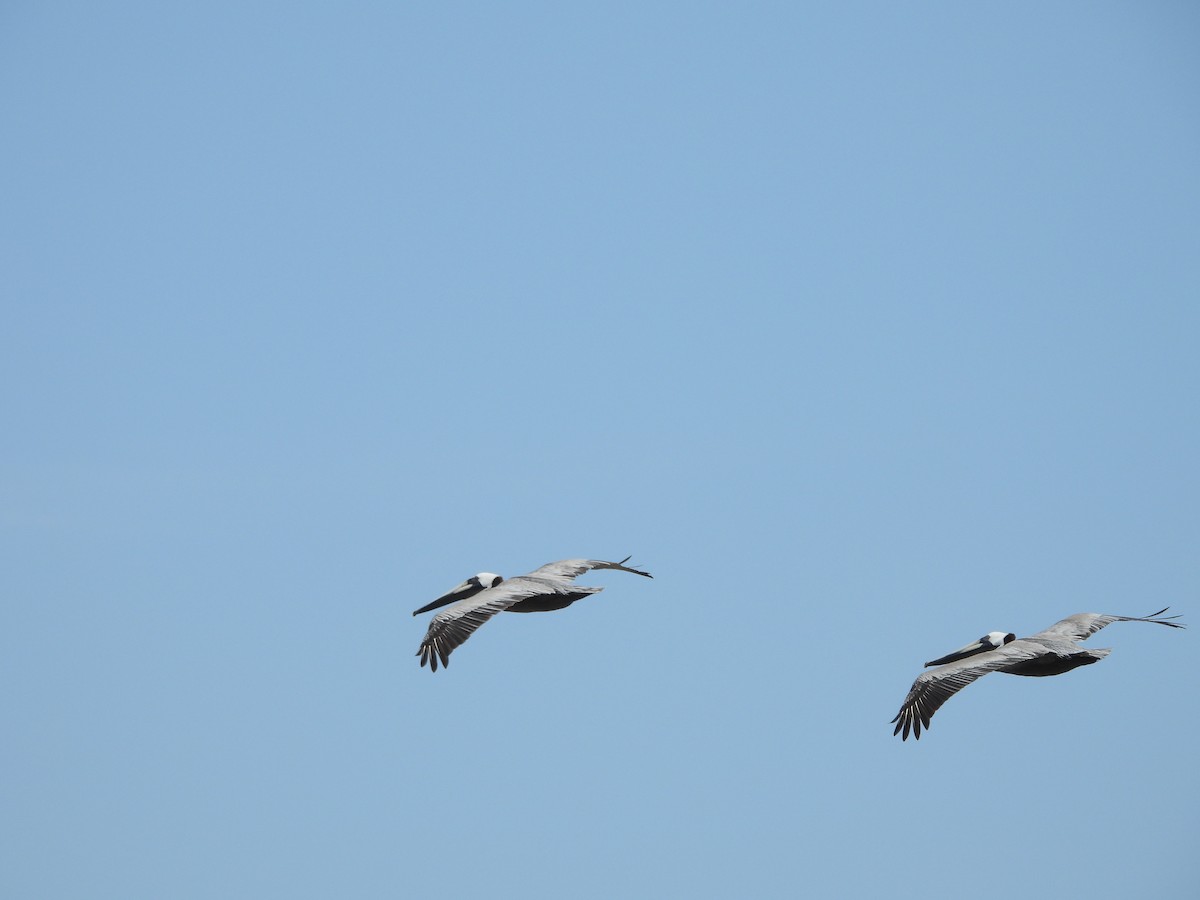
[413, 557, 652, 671]
[892, 608, 1184, 741]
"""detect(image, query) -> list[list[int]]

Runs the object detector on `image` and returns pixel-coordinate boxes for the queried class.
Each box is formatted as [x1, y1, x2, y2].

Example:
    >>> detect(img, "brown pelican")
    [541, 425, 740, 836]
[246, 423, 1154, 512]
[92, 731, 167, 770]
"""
[891, 607, 1185, 740]
[413, 557, 652, 671]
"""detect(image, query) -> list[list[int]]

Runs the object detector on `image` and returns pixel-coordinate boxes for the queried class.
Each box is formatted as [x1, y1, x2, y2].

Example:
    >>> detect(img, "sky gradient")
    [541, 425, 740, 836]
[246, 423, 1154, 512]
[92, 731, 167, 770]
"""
[3, 3, 1198, 898]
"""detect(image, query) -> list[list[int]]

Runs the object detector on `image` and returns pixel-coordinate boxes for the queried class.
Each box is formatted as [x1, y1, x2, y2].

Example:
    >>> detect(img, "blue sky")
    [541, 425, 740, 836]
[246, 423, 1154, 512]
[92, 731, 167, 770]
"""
[2, 3, 1197, 897]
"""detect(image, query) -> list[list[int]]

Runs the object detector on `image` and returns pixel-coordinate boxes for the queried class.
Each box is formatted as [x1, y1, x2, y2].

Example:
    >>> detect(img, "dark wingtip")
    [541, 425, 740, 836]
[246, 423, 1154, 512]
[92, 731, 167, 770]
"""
[619, 555, 654, 578]
[417, 642, 439, 672]
[892, 712, 912, 740]
[1143, 607, 1186, 628]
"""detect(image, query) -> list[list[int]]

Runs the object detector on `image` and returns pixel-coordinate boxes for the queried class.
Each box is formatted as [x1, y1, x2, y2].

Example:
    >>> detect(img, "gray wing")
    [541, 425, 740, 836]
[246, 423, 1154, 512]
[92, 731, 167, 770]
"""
[526, 556, 653, 581]
[891, 640, 1046, 741]
[416, 580, 550, 672]
[1033, 607, 1185, 642]
[417, 558, 652, 671]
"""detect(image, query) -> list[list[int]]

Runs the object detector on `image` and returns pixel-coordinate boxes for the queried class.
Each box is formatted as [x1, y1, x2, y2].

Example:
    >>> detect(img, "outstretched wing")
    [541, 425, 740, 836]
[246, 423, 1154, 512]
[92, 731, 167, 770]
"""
[416, 581, 548, 672]
[1033, 607, 1185, 642]
[417, 557, 653, 671]
[891, 640, 1046, 741]
[526, 556, 653, 580]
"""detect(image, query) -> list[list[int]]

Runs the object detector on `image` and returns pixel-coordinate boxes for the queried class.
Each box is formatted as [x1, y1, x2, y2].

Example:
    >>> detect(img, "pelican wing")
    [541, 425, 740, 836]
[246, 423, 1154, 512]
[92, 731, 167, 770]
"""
[416, 581, 549, 672]
[416, 557, 652, 671]
[526, 556, 653, 581]
[1033, 607, 1185, 642]
[891, 640, 1046, 741]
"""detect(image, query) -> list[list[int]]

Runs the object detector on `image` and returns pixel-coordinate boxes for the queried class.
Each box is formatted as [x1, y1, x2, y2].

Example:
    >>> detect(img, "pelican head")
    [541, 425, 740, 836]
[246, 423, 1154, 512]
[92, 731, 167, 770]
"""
[412, 572, 504, 616]
[924, 631, 1016, 667]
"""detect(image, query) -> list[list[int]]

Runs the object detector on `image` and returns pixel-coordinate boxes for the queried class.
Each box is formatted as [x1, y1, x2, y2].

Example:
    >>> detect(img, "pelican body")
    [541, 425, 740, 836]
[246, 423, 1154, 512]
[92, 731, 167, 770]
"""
[891, 608, 1184, 740]
[413, 556, 652, 671]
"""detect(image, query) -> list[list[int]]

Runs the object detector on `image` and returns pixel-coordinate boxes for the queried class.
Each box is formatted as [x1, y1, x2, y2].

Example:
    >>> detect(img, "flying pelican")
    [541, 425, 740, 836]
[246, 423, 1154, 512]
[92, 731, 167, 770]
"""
[891, 607, 1184, 740]
[413, 557, 652, 671]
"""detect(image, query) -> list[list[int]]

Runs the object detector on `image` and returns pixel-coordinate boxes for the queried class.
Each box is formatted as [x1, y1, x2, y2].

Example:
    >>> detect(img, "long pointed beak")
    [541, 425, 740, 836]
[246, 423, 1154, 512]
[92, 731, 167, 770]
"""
[925, 640, 991, 668]
[412, 581, 475, 617]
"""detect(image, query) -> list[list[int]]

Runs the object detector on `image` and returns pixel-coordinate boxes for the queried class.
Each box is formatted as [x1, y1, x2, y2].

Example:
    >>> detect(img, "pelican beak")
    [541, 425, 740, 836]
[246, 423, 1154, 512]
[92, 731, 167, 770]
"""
[924, 640, 991, 668]
[412, 580, 476, 617]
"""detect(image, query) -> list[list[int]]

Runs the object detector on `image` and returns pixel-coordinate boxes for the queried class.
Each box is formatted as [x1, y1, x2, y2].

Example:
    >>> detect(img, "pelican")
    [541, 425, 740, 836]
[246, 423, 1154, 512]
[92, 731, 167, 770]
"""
[891, 607, 1184, 740]
[413, 556, 652, 671]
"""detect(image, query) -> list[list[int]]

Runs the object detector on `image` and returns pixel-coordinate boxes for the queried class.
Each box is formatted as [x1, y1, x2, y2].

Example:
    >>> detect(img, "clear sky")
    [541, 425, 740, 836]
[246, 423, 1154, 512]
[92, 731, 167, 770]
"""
[2, 3, 1197, 898]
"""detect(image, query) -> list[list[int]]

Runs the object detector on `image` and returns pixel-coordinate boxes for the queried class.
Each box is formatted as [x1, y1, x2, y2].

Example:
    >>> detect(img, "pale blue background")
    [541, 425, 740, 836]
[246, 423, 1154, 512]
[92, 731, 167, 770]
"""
[2, 3, 1197, 898]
